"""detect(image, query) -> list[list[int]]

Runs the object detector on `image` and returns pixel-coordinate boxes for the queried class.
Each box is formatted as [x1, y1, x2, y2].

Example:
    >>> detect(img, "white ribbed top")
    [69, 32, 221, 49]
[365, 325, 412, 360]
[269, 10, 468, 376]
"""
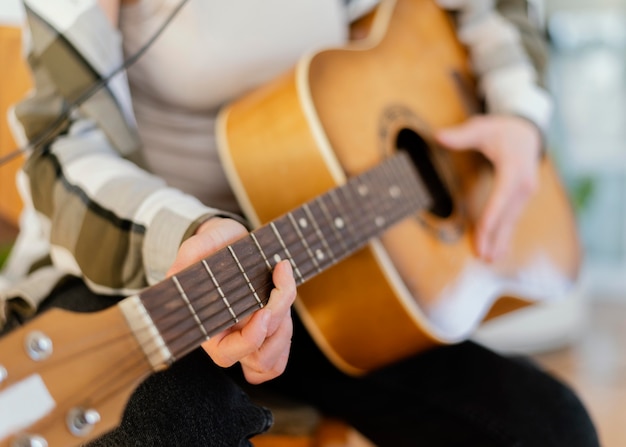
[119, 0, 349, 212]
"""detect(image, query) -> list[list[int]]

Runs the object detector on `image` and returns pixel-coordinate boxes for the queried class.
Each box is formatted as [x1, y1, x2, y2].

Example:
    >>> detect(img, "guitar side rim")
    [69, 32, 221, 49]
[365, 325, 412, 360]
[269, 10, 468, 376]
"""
[215, 0, 581, 375]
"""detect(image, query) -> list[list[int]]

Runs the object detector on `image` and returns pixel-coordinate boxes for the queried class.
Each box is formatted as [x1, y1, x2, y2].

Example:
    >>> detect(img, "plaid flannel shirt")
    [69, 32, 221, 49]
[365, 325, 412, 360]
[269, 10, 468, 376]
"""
[1, 0, 552, 327]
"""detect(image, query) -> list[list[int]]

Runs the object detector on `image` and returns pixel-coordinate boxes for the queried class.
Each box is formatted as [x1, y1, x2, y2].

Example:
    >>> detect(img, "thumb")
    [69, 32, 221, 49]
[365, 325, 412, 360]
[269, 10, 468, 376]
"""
[435, 119, 484, 151]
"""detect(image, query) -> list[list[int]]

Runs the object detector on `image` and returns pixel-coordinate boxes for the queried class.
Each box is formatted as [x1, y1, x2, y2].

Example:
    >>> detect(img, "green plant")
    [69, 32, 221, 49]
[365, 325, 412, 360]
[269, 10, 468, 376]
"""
[568, 176, 595, 214]
[0, 244, 12, 269]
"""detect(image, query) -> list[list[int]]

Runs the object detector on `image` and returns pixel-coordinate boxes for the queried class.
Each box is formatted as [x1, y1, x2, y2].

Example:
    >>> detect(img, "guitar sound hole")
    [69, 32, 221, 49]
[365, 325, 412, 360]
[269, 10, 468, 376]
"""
[396, 128, 453, 219]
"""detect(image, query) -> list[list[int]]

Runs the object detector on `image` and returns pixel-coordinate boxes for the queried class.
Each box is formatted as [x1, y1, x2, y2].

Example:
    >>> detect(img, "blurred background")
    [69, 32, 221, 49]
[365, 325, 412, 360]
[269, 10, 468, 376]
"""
[476, 2, 626, 446]
[0, 0, 624, 445]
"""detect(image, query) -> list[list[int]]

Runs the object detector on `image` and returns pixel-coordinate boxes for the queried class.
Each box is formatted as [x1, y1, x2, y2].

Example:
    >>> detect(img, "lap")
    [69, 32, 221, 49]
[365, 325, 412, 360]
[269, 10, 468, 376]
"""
[255, 314, 600, 447]
[1, 278, 600, 447]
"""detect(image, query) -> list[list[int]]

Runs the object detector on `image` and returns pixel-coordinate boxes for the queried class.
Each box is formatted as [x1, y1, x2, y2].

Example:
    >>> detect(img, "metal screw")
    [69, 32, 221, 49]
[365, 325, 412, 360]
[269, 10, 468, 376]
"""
[24, 331, 53, 361]
[67, 407, 101, 436]
[11, 434, 48, 447]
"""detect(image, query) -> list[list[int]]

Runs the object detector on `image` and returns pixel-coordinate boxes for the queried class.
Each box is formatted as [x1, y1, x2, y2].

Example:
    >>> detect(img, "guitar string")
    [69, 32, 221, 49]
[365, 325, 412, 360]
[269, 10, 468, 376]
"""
[2, 2, 440, 429]
[142, 156, 425, 351]
[0, 0, 190, 167]
[42, 155, 410, 384]
[45, 156, 428, 421]
[142, 155, 419, 334]
[59, 202, 426, 427]
[134, 155, 427, 359]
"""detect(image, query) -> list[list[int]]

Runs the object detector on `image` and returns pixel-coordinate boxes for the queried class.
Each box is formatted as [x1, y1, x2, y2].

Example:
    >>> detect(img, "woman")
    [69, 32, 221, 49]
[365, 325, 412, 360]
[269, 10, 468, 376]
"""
[1, 0, 598, 445]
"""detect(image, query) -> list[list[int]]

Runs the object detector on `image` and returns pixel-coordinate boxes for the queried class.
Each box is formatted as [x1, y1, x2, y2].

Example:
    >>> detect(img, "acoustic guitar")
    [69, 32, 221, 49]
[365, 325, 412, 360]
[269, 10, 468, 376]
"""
[0, 0, 580, 445]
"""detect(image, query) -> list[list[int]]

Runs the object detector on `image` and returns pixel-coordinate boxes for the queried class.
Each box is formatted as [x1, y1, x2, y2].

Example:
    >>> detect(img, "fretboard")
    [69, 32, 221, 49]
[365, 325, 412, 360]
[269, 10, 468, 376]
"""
[138, 151, 430, 360]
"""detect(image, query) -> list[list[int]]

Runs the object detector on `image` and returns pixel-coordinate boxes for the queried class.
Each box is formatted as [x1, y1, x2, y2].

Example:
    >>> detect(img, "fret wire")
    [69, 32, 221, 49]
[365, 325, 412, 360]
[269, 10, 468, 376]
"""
[373, 156, 415, 227]
[381, 157, 419, 225]
[328, 188, 358, 251]
[272, 215, 318, 281]
[225, 248, 275, 309]
[157, 312, 206, 355]
[296, 210, 335, 277]
[347, 163, 395, 244]
[144, 261, 274, 356]
[210, 269, 269, 308]
[139, 283, 188, 321]
[388, 155, 416, 213]
[379, 156, 411, 221]
[132, 284, 281, 378]
[357, 168, 383, 233]
[163, 260, 244, 352]
[270, 220, 304, 283]
[397, 152, 431, 209]
[195, 264, 272, 329]
[306, 204, 337, 267]
[302, 202, 337, 265]
[331, 181, 361, 253]
[346, 170, 376, 231]
[143, 300, 187, 326]
[227, 245, 264, 307]
[154, 284, 231, 337]
[399, 156, 425, 211]
[138, 271, 221, 352]
[314, 194, 348, 257]
[189, 244, 272, 320]
[372, 159, 393, 222]
[157, 291, 212, 331]
[170, 276, 209, 340]
[250, 232, 273, 271]
[75, 158, 424, 412]
[242, 222, 326, 300]
[289, 206, 332, 266]
[156, 296, 278, 363]
[202, 259, 240, 324]
[321, 176, 374, 260]
[287, 211, 322, 273]
[341, 176, 372, 248]
[139, 153, 429, 361]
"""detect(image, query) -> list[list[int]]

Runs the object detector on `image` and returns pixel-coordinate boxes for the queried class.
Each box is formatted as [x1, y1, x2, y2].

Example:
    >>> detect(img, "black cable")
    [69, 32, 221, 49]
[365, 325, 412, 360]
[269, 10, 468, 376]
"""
[0, 0, 190, 167]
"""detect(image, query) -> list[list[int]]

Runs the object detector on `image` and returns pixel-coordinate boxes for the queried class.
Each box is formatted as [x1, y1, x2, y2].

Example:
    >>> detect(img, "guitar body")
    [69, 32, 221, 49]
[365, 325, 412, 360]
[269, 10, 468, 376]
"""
[0, 2, 582, 443]
[218, 0, 581, 375]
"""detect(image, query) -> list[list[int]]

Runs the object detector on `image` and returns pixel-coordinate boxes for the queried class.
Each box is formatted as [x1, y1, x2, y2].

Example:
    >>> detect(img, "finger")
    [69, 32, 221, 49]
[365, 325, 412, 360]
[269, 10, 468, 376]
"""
[202, 308, 271, 368]
[478, 162, 537, 261]
[240, 314, 293, 384]
[476, 168, 515, 261]
[435, 118, 488, 153]
[242, 342, 291, 385]
[167, 218, 247, 276]
[264, 260, 296, 335]
[201, 260, 296, 366]
[489, 194, 526, 261]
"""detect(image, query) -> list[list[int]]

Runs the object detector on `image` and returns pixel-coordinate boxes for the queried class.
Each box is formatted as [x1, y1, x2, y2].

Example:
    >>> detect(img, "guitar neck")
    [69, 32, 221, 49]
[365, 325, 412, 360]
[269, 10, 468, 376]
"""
[135, 151, 430, 362]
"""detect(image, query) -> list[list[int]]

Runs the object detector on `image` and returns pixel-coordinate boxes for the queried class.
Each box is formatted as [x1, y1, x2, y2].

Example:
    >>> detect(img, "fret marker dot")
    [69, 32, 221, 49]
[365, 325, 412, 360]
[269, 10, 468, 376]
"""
[375, 216, 385, 227]
[334, 217, 345, 229]
[273, 254, 282, 264]
[358, 185, 369, 196]
[389, 185, 401, 198]
[299, 218, 308, 228]
[316, 249, 325, 261]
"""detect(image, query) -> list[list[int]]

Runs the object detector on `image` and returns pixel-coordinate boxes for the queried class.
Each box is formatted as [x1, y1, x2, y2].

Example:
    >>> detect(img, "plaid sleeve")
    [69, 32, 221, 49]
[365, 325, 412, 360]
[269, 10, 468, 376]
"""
[436, 0, 553, 134]
[13, 0, 235, 295]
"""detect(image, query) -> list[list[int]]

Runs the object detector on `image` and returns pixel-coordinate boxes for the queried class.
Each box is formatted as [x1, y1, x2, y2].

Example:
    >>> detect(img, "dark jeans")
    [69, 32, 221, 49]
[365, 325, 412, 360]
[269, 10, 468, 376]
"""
[2, 278, 600, 446]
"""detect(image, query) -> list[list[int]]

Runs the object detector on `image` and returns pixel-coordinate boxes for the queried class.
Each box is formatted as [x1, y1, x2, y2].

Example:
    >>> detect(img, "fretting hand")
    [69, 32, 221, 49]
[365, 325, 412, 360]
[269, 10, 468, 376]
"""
[167, 217, 297, 384]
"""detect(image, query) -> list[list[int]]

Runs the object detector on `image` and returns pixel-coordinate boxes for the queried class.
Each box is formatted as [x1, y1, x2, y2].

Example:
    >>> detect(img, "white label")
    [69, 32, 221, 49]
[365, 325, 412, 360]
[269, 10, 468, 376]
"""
[0, 374, 55, 441]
